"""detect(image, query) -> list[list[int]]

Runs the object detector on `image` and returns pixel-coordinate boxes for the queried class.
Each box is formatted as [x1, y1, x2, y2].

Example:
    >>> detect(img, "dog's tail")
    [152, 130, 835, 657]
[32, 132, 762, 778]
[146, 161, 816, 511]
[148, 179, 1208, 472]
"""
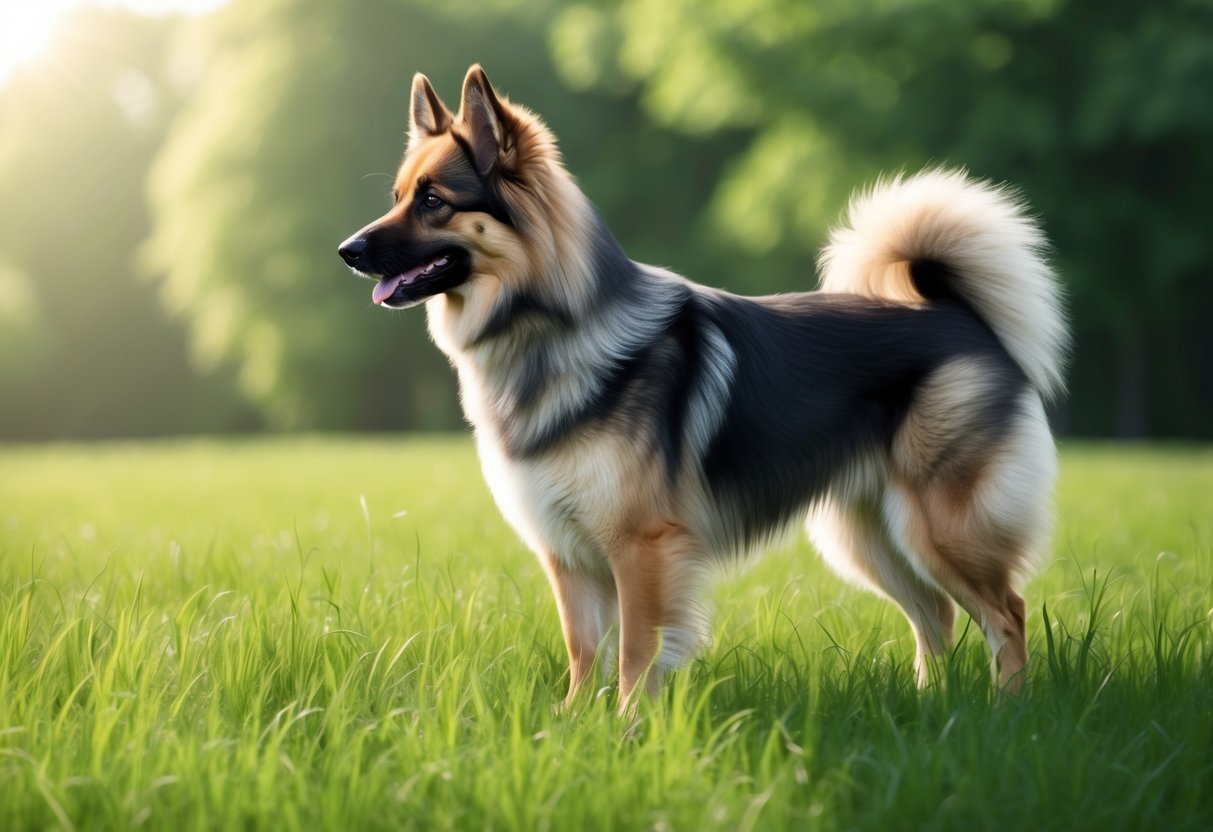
[818, 168, 1068, 401]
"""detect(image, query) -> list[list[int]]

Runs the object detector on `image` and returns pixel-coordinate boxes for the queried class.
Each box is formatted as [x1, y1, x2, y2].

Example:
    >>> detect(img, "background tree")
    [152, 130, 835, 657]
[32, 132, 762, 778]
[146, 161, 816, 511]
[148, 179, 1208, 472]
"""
[0, 7, 249, 438]
[543, 0, 1213, 436]
[1, 0, 1209, 439]
[144, 0, 743, 430]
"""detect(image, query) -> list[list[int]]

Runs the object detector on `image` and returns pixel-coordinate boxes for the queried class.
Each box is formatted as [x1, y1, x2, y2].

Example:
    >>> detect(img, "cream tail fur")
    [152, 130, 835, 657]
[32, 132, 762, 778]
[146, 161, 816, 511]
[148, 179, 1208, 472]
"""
[818, 169, 1069, 401]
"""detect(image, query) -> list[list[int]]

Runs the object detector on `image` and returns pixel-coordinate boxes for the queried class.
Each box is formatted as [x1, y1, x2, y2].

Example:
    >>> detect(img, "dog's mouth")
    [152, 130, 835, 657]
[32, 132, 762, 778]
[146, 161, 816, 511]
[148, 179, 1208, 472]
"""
[369, 248, 470, 308]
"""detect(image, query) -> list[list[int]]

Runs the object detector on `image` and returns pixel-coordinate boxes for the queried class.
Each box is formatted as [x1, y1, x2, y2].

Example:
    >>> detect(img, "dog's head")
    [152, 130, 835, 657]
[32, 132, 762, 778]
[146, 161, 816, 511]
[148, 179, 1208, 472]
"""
[338, 65, 561, 310]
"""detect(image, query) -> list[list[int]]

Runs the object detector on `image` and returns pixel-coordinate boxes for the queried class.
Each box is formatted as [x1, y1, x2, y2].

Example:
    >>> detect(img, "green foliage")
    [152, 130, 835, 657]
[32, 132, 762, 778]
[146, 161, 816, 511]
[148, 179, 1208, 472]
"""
[146, 0, 446, 430]
[1, 439, 1211, 828]
[548, 0, 1213, 435]
[144, 0, 742, 430]
[0, 8, 248, 438]
[0, 1, 1210, 437]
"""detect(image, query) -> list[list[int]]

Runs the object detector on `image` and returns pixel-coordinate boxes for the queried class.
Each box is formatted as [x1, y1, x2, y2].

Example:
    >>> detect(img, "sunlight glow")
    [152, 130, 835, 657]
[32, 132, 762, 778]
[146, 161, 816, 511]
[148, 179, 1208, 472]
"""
[0, 0, 76, 82]
[0, 0, 229, 88]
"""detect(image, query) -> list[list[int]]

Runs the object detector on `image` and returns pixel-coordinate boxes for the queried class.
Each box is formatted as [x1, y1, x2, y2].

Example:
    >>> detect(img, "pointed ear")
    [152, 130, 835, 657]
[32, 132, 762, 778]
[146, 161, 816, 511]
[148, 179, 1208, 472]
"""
[409, 73, 452, 147]
[459, 65, 507, 176]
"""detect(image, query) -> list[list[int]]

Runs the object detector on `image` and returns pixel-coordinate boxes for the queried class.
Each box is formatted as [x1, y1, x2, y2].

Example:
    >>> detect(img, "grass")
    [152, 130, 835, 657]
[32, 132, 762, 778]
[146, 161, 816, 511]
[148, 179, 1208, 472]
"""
[1, 436, 1211, 830]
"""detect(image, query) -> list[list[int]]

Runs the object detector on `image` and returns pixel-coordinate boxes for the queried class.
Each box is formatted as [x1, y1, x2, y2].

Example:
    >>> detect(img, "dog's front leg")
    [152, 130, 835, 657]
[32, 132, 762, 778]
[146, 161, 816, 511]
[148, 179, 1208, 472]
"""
[541, 552, 617, 709]
[609, 522, 702, 711]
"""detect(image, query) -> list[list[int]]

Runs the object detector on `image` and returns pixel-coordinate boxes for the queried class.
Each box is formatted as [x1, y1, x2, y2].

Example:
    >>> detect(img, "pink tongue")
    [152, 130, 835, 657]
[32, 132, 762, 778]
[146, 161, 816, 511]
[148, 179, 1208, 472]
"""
[372, 275, 404, 305]
[372, 263, 426, 305]
[371, 256, 451, 305]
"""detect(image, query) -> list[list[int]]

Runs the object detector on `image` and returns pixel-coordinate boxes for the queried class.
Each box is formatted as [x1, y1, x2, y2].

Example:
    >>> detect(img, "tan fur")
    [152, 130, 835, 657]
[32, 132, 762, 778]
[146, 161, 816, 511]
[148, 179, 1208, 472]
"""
[486, 426, 710, 710]
[421, 162, 602, 356]
[877, 382, 1053, 691]
[392, 140, 457, 205]
[838, 258, 923, 305]
[892, 357, 1004, 483]
[809, 359, 1055, 692]
[808, 499, 956, 687]
[884, 474, 1029, 691]
[541, 552, 617, 707]
[609, 522, 687, 704]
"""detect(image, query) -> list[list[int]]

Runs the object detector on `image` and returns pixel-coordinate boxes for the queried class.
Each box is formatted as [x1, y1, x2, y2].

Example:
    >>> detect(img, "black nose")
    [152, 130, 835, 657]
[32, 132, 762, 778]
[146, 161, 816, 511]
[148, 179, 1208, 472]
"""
[338, 237, 368, 267]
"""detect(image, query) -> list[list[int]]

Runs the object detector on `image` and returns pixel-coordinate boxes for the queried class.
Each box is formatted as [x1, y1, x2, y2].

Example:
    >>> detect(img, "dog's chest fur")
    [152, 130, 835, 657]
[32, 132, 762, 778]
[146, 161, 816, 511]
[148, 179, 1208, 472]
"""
[426, 277, 696, 571]
[431, 327, 634, 572]
[471, 416, 641, 573]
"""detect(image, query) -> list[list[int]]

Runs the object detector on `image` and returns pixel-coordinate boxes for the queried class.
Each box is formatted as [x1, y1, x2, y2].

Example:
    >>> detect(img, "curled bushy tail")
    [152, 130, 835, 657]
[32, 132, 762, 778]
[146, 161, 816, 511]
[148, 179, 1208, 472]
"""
[818, 169, 1069, 401]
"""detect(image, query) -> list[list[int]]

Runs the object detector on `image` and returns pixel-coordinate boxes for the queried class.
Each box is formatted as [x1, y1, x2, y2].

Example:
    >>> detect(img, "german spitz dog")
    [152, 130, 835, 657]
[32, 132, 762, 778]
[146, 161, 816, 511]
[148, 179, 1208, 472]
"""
[338, 66, 1067, 707]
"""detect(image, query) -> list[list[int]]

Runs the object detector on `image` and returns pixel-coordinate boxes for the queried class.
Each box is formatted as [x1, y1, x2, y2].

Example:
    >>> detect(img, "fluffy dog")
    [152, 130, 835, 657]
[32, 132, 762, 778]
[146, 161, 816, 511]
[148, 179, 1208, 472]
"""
[338, 65, 1067, 707]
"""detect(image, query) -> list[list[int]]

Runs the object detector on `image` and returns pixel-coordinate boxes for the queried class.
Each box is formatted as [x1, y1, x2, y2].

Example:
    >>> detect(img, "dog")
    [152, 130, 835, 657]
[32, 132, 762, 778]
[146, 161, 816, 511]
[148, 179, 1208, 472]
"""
[338, 65, 1067, 708]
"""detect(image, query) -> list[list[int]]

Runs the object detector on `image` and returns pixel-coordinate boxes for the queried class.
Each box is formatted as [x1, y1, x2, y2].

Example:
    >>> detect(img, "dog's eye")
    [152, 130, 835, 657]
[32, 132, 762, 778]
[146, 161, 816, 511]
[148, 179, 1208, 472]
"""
[423, 193, 445, 210]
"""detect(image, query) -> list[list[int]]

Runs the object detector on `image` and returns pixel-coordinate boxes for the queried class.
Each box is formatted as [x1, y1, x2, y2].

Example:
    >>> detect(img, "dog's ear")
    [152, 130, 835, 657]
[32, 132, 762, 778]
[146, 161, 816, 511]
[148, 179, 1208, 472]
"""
[459, 65, 509, 176]
[409, 73, 452, 148]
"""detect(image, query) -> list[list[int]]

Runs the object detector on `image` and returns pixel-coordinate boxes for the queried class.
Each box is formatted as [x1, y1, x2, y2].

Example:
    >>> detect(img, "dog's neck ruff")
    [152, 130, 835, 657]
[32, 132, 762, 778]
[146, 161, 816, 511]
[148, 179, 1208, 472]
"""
[462, 262, 685, 459]
[457, 278, 680, 457]
[426, 168, 693, 458]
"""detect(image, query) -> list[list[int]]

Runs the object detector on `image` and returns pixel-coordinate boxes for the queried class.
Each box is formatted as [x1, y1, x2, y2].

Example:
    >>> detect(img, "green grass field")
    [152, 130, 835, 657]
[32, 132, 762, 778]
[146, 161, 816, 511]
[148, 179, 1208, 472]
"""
[2, 438, 1211, 830]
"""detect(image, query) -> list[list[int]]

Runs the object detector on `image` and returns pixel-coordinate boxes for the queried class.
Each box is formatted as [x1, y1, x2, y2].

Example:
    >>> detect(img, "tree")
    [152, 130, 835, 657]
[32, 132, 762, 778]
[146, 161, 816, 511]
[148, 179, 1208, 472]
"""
[145, 0, 743, 430]
[0, 7, 248, 439]
[545, 0, 1213, 436]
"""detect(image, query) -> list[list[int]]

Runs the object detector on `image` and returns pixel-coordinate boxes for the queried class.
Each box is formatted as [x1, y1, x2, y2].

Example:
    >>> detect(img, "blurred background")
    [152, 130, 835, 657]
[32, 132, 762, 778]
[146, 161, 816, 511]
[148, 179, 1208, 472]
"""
[0, 0, 1209, 442]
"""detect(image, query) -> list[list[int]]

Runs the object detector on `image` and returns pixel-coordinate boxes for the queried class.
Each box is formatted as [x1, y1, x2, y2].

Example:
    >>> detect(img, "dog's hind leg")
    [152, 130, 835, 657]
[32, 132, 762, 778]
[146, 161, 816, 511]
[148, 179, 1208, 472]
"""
[809, 497, 956, 687]
[884, 393, 1056, 692]
[884, 484, 1029, 692]
[541, 553, 617, 708]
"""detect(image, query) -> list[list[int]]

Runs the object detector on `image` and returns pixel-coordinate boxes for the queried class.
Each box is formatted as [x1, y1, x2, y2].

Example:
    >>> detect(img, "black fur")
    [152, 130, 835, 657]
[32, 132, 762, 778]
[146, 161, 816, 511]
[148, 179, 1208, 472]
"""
[471, 210, 634, 349]
[486, 256, 1027, 551]
[699, 291, 1025, 548]
[447, 134, 514, 226]
[651, 296, 706, 479]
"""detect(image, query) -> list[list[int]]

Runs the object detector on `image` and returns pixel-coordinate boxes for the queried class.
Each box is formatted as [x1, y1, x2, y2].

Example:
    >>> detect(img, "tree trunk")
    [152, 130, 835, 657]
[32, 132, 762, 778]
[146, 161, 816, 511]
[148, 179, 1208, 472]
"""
[1113, 327, 1148, 438]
